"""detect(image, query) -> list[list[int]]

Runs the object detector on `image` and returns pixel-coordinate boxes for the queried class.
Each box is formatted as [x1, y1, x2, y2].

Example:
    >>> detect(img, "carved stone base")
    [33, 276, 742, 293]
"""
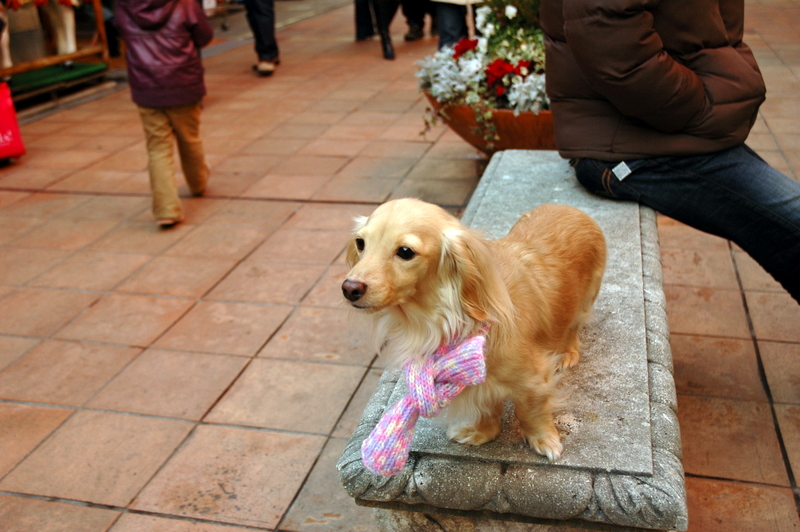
[373, 508, 653, 531]
[338, 151, 687, 531]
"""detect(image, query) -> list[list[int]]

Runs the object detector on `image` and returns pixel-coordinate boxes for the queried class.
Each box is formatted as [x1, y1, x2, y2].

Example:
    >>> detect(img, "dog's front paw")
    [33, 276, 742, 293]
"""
[448, 424, 500, 446]
[526, 431, 563, 462]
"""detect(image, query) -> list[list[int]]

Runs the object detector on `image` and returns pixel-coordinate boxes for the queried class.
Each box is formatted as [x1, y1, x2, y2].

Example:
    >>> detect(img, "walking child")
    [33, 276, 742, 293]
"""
[116, 0, 213, 227]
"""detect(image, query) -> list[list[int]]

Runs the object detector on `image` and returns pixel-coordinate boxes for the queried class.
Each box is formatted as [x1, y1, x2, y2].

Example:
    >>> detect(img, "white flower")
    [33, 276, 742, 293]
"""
[505, 5, 518, 19]
[506, 73, 549, 114]
[459, 57, 484, 78]
[475, 6, 491, 32]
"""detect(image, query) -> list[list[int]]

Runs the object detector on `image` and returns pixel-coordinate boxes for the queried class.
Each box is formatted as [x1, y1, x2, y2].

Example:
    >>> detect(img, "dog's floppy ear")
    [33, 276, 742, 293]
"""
[346, 216, 369, 268]
[441, 227, 514, 325]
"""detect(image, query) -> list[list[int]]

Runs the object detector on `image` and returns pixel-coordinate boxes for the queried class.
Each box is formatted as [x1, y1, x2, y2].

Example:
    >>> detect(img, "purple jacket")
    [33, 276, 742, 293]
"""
[115, 0, 213, 108]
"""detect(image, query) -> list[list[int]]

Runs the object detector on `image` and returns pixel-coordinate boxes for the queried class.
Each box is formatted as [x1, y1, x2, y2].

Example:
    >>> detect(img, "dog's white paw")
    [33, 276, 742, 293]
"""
[449, 425, 499, 446]
[527, 432, 563, 462]
[556, 350, 580, 373]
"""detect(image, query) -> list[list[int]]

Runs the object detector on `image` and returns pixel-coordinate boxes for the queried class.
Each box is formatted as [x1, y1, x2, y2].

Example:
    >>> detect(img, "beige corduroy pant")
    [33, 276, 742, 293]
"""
[137, 103, 209, 220]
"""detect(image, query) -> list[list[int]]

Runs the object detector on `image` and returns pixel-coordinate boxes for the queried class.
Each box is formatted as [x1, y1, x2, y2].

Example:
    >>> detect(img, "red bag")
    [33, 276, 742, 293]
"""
[0, 82, 26, 160]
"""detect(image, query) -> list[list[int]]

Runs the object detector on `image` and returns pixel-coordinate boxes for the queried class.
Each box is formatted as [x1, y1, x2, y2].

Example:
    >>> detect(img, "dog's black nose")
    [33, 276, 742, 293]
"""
[342, 279, 367, 302]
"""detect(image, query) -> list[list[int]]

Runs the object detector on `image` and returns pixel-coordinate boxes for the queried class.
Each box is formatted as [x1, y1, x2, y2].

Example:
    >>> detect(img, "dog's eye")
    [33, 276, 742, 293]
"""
[355, 238, 365, 252]
[396, 246, 416, 260]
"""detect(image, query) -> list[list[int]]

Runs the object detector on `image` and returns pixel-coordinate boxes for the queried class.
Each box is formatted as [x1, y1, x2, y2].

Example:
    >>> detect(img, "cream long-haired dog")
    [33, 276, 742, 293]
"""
[342, 198, 606, 461]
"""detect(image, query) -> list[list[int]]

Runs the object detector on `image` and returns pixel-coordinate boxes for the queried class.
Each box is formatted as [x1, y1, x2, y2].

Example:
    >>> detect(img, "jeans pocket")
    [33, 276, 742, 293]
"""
[575, 159, 643, 202]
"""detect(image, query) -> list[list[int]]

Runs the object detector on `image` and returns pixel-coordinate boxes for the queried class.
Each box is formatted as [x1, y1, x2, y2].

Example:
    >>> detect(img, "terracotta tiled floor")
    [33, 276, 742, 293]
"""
[0, 1, 798, 531]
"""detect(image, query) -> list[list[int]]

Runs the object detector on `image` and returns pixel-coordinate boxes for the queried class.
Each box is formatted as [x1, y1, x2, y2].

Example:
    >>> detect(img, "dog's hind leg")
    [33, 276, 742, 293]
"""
[558, 259, 604, 372]
[557, 322, 583, 372]
[557, 277, 602, 372]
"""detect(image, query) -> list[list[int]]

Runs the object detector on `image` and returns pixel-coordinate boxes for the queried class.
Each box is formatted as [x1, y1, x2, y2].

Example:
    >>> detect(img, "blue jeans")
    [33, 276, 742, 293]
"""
[244, 0, 279, 62]
[574, 145, 800, 303]
[436, 2, 467, 49]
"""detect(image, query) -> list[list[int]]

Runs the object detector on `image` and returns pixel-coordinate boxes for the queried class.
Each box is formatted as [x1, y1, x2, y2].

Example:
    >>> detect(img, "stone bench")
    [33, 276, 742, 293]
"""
[337, 150, 687, 532]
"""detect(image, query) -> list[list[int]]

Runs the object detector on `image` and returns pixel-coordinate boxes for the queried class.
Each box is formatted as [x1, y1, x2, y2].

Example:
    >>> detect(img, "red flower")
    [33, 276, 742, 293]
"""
[496, 86, 506, 97]
[485, 59, 515, 87]
[453, 38, 479, 59]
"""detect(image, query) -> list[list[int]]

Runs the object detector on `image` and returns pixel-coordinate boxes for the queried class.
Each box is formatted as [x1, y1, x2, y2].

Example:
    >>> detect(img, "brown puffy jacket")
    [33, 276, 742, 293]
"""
[540, 0, 767, 161]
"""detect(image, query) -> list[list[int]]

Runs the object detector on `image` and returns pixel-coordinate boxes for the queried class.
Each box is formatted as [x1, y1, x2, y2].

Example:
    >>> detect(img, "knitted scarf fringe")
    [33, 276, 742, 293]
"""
[361, 327, 488, 476]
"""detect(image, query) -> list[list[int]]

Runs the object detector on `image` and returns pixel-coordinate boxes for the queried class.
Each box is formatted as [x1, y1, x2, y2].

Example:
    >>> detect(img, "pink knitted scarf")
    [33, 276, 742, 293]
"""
[361, 326, 489, 476]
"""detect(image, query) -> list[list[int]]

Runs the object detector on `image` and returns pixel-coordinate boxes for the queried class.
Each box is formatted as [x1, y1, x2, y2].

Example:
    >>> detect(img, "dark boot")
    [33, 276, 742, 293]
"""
[380, 32, 395, 59]
[404, 23, 423, 41]
[373, 0, 400, 59]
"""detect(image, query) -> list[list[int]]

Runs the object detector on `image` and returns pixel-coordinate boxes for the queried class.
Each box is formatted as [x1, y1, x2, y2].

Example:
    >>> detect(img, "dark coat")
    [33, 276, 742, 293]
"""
[116, 0, 213, 108]
[540, 0, 766, 160]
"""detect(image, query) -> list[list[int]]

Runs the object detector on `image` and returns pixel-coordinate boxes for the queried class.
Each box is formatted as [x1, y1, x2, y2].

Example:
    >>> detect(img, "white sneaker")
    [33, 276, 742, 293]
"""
[156, 217, 183, 228]
[255, 61, 276, 77]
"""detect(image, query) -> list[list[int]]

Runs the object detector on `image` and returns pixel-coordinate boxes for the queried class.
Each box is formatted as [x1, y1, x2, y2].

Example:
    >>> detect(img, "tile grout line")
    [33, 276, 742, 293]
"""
[727, 240, 798, 497]
[0, 490, 272, 531]
[273, 352, 380, 531]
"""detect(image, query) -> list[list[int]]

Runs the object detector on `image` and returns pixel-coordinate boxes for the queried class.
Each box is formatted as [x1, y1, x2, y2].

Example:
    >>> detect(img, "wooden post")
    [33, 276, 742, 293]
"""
[89, 0, 108, 64]
[0, 0, 109, 79]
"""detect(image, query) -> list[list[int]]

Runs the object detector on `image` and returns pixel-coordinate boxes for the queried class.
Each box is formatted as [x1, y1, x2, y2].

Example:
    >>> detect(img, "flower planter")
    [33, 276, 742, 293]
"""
[424, 91, 556, 155]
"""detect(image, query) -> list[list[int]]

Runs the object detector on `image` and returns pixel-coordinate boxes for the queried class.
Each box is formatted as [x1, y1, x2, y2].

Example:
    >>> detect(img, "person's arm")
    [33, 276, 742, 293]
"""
[562, 0, 705, 133]
[188, 0, 214, 49]
[562, 0, 764, 139]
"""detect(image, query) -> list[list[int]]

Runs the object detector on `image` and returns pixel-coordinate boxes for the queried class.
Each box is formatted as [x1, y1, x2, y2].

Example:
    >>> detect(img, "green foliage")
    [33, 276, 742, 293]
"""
[477, 0, 545, 66]
[481, 0, 541, 25]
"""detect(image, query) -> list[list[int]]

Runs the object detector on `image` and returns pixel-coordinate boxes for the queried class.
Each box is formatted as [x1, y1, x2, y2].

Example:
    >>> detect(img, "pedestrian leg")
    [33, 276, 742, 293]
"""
[373, 0, 400, 59]
[138, 106, 183, 222]
[167, 103, 209, 197]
